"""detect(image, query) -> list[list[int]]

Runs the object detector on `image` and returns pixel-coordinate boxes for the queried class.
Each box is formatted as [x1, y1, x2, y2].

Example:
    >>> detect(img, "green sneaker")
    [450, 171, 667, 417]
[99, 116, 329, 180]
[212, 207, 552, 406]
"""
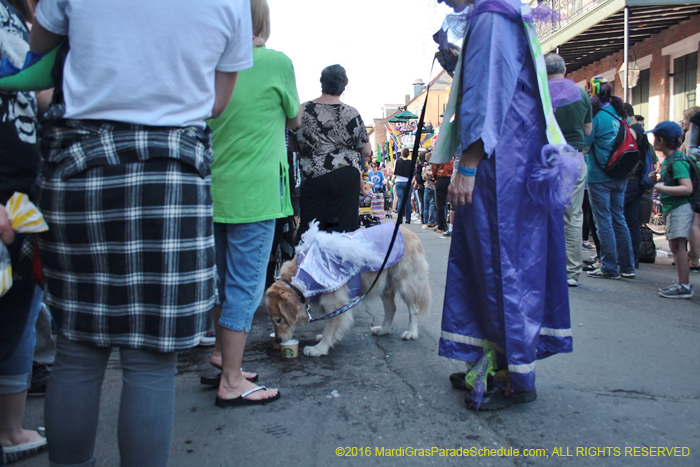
[586, 268, 620, 280]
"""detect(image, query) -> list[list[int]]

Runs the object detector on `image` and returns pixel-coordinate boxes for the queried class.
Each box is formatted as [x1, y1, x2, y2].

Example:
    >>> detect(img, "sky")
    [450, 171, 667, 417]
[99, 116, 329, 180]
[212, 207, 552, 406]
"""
[266, 0, 453, 124]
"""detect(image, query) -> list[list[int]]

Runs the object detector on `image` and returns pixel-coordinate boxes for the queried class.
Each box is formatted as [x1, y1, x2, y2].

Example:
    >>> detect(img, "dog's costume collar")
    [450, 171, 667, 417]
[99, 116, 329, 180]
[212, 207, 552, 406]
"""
[280, 223, 406, 323]
[275, 277, 313, 322]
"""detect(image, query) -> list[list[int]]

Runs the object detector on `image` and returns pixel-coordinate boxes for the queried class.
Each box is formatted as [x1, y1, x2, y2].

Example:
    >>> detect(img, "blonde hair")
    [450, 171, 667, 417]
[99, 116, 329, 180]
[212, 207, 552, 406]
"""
[251, 0, 270, 43]
[683, 106, 700, 125]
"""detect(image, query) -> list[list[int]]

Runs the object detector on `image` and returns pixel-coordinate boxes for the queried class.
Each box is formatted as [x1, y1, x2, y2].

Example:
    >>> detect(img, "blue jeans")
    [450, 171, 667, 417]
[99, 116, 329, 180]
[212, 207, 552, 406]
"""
[215, 220, 275, 333]
[46, 335, 177, 467]
[394, 181, 412, 223]
[0, 285, 42, 394]
[423, 187, 436, 224]
[588, 180, 635, 275]
[624, 178, 644, 264]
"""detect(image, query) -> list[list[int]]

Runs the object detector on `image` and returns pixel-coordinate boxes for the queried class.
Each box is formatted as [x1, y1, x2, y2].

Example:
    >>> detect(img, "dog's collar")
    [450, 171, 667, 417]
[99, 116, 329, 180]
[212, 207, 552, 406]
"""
[275, 277, 313, 322]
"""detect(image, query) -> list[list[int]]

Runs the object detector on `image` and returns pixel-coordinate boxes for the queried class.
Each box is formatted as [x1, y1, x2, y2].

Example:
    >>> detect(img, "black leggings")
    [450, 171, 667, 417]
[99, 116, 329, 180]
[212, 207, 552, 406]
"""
[435, 177, 450, 231]
[582, 189, 600, 254]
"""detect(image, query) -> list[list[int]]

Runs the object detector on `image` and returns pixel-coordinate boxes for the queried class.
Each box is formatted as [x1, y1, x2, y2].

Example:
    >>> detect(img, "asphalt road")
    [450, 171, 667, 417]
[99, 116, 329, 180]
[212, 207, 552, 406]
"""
[20, 223, 700, 467]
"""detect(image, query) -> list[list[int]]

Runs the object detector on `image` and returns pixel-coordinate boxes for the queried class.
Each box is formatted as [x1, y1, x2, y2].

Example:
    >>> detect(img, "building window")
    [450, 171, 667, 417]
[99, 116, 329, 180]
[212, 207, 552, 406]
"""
[673, 51, 697, 123]
[631, 68, 650, 124]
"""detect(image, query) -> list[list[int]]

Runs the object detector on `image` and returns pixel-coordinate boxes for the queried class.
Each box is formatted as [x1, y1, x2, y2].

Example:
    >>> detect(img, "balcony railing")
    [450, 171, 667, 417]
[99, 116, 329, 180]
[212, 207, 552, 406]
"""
[535, 0, 608, 42]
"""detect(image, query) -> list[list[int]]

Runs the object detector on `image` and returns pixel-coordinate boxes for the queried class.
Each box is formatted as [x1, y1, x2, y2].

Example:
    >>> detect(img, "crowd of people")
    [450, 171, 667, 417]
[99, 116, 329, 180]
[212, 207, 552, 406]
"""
[546, 53, 700, 297]
[361, 141, 456, 239]
[391, 120, 435, 135]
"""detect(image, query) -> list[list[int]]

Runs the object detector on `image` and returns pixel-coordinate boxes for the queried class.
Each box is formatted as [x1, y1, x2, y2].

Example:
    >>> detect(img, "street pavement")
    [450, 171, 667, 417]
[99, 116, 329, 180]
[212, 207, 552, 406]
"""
[21, 223, 700, 467]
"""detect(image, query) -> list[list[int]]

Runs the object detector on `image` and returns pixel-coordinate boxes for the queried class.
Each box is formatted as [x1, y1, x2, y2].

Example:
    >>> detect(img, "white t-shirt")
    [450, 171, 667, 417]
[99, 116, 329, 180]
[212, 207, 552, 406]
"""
[35, 0, 253, 127]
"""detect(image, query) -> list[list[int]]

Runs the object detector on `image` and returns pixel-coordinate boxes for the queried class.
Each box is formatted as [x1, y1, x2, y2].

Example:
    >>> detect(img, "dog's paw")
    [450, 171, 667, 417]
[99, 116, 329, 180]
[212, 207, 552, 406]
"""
[371, 325, 390, 336]
[303, 344, 329, 357]
[401, 330, 419, 340]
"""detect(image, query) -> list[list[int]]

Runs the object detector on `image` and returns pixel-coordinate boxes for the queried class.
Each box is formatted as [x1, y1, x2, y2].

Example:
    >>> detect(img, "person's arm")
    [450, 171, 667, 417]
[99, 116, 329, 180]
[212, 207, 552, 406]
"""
[287, 104, 302, 129]
[583, 93, 593, 137]
[360, 142, 372, 159]
[211, 71, 238, 119]
[654, 177, 693, 197]
[448, 140, 485, 206]
[0, 205, 15, 245]
[583, 122, 592, 137]
[29, 21, 64, 54]
[36, 89, 55, 118]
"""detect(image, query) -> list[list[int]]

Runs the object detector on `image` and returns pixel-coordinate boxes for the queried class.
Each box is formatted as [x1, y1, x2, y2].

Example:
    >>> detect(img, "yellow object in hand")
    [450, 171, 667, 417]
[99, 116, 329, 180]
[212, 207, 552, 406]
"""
[0, 192, 49, 297]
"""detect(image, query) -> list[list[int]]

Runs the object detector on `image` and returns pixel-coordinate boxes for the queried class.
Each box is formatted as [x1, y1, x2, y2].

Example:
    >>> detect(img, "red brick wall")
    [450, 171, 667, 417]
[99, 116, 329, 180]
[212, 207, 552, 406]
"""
[565, 15, 700, 129]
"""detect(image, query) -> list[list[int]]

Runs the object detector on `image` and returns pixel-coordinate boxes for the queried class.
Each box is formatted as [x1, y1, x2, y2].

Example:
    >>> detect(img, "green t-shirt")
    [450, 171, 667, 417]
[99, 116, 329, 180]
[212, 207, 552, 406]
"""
[209, 47, 300, 223]
[660, 150, 691, 212]
[553, 86, 592, 150]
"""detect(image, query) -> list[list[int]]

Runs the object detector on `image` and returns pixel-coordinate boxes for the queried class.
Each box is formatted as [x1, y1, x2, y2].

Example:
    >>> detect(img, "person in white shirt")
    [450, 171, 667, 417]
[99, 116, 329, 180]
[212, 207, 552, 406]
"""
[29, 1, 252, 465]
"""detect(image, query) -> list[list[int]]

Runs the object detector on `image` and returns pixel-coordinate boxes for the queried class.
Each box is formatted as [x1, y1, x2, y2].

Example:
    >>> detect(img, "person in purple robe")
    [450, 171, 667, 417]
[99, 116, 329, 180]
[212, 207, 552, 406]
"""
[437, 0, 573, 410]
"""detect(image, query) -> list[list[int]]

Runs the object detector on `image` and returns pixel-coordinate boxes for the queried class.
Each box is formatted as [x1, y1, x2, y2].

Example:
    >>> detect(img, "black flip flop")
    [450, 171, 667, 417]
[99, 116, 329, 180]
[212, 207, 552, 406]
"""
[215, 386, 281, 407]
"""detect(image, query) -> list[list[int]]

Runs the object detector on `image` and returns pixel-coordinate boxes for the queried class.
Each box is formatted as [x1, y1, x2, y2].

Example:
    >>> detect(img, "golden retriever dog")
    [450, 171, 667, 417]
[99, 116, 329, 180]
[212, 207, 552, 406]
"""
[265, 225, 430, 357]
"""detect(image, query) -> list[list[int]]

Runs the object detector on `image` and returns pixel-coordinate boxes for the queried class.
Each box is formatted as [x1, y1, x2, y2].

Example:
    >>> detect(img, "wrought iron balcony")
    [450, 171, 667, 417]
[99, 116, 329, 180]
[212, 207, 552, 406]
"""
[535, 0, 609, 42]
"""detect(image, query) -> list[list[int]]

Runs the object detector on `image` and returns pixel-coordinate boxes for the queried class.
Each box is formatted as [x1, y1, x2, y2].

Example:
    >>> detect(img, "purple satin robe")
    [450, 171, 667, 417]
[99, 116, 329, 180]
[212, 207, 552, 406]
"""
[439, 0, 572, 392]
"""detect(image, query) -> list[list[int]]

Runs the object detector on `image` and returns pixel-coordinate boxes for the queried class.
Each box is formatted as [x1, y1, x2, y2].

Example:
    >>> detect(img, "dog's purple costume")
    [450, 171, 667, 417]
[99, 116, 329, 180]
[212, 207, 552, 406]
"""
[292, 223, 404, 300]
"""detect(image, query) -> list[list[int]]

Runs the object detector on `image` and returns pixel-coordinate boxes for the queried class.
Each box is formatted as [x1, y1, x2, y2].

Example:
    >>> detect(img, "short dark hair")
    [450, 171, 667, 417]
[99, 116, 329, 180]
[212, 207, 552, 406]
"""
[635, 115, 644, 122]
[657, 135, 683, 150]
[320, 65, 348, 96]
[623, 103, 634, 117]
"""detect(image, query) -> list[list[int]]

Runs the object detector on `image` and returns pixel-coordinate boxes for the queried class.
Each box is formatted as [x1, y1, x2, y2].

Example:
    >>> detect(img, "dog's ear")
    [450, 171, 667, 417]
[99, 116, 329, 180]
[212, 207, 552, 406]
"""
[277, 289, 301, 326]
[278, 257, 298, 283]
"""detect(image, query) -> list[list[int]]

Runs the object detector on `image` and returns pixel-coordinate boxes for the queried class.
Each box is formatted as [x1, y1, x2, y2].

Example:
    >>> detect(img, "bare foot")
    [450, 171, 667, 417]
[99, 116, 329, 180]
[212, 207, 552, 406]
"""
[209, 353, 257, 380]
[217, 375, 279, 401]
[0, 428, 44, 447]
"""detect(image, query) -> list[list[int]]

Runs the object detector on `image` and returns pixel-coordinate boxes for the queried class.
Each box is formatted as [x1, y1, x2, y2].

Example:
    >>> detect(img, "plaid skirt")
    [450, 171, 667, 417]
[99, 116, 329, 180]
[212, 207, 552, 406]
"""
[37, 121, 216, 352]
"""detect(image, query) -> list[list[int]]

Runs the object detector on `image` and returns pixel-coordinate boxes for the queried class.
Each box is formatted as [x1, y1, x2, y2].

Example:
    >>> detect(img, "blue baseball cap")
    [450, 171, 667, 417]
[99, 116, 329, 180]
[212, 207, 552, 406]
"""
[645, 121, 682, 140]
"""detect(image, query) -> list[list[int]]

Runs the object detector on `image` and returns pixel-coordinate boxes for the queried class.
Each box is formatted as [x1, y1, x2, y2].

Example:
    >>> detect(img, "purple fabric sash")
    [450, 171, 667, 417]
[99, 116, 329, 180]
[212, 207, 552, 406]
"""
[548, 78, 585, 111]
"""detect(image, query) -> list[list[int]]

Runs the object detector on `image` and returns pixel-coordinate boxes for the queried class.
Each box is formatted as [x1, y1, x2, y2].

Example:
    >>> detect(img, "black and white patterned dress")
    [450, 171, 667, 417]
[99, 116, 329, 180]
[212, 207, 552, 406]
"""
[296, 101, 369, 181]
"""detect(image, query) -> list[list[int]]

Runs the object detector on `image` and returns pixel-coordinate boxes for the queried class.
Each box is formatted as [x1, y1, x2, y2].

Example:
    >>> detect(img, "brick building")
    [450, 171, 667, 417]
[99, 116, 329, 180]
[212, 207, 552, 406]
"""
[372, 70, 452, 151]
[538, 0, 700, 131]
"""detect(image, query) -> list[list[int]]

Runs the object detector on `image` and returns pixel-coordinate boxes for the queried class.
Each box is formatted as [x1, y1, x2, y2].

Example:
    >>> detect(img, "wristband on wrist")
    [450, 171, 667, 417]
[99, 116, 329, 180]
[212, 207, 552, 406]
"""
[457, 165, 477, 177]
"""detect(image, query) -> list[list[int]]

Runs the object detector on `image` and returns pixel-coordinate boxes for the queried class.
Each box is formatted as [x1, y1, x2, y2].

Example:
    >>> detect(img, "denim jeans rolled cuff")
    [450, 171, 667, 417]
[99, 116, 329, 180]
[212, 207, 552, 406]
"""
[0, 373, 31, 394]
[215, 220, 276, 333]
[0, 285, 42, 385]
[588, 180, 635, 275]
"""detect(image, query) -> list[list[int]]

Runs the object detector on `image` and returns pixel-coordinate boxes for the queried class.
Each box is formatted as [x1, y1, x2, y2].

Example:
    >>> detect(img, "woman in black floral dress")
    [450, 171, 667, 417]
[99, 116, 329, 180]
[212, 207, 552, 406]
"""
[295, 64, 371, 241]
